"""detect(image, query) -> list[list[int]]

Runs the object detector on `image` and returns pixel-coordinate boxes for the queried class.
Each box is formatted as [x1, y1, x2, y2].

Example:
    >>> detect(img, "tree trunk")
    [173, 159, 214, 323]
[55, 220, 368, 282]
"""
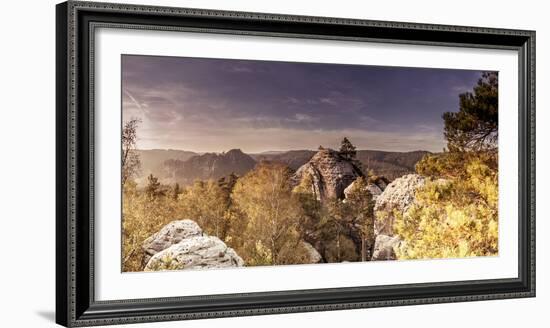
[361, 238, 366, 262]
[336, 231, 341, 262]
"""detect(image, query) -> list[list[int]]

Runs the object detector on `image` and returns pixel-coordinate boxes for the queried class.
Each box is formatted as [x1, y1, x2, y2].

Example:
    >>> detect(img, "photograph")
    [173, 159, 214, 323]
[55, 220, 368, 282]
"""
[121, 55, 499, 272]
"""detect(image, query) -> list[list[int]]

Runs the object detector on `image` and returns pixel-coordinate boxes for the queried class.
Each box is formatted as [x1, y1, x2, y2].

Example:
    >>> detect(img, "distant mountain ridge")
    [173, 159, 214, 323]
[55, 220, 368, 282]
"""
[137, 149, 197, 174]
[251, 150, 316, 170]
[135, 148, 430, 186]
[160, 149, 256, 185]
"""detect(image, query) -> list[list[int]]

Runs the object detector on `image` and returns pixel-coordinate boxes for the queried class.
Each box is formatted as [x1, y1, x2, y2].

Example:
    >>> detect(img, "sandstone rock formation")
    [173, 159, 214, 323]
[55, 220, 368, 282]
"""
[292, 148, 363, 201]
[302, 241, 322, 264]
[142, 219, 203, 265]
[142, 219, 244, 271]
[344, 179, 383, 202]
[371, 234, 403, 261]
[374, 174, 425, 235]
[144, 235, 244, 271]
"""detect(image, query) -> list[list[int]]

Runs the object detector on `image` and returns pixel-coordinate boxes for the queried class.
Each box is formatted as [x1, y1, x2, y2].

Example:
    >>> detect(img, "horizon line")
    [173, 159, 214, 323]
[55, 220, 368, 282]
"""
[135, 147, 434, 154]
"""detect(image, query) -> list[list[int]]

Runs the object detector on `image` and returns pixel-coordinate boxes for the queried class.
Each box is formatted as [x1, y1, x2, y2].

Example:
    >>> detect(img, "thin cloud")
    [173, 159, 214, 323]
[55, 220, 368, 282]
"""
[122, 55, 487, 152]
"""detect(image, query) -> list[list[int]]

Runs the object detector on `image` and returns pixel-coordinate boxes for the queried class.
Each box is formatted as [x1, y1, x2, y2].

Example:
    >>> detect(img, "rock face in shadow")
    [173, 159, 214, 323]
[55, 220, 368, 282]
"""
[374, 174, 426, 236]
[292, 148, 363, 201]
[142, 219, 244, 271]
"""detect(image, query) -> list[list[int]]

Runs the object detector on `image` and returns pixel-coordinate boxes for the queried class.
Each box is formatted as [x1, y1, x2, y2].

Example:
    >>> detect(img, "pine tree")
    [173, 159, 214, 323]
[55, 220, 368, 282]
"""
[145, 174, 162, 198]
[443, 71, 498, 152]
[339, 137, 357, 160]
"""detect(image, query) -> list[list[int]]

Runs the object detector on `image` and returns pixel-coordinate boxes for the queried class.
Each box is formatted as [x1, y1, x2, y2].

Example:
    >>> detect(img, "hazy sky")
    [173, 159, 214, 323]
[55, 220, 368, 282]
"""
[122, 55, 486, 153]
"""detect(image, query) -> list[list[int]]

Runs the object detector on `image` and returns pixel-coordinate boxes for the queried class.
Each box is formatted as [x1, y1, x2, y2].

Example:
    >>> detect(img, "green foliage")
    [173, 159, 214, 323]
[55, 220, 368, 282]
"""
[443, 72, 498, 152]
[339, 137, 357, 160]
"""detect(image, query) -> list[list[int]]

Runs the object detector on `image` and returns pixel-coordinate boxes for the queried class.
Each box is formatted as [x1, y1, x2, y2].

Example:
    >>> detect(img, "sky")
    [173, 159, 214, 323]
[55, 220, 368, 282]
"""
[122, 55, 487, 153]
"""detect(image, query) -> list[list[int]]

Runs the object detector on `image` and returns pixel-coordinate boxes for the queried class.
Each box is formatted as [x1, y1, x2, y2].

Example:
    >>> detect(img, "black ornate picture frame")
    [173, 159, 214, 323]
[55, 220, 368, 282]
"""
[56, 1, 535, 326]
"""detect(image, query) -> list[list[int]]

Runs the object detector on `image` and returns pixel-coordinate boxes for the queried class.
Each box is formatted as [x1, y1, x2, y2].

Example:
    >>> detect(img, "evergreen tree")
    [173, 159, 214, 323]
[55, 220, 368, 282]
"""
[171, 183, 180, 200]
[145, 174, 162, 198]
[218, 173, 238, 194]
[443, 72, 498, 152]
[339, 137, 357, 160]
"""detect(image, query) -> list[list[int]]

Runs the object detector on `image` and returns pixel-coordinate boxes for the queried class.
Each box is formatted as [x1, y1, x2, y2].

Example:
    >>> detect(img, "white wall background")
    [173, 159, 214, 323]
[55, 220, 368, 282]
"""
[0, 0, 545, 327]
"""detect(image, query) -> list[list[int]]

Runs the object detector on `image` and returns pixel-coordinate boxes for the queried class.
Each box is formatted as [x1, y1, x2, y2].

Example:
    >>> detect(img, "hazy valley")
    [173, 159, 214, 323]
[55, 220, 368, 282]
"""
[135, 148, 430, 187]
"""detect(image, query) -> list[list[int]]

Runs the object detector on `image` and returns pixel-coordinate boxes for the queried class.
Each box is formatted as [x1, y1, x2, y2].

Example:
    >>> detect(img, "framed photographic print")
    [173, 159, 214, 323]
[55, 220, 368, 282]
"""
[56, 1, 535, 326]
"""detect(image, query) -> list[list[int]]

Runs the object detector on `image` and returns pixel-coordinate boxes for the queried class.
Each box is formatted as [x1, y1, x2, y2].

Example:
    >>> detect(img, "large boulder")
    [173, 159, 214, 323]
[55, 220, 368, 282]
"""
[144, 235, 244, 271]
[292, 148, 362, 201]
[344, 179, 383, 202]
[302, 241, 323, 264]
[142, 219, 203, 265]
[374, 174, 425, 235]
[371, 234, 403, 261]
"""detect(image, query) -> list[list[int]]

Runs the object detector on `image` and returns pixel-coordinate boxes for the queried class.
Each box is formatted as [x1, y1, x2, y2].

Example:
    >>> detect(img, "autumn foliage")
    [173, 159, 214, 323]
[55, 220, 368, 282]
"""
[392, 72, 499, 259]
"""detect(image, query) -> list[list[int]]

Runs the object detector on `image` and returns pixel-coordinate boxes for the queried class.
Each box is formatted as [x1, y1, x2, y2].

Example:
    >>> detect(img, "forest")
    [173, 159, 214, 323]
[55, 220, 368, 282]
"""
[122, 72, 499, 272]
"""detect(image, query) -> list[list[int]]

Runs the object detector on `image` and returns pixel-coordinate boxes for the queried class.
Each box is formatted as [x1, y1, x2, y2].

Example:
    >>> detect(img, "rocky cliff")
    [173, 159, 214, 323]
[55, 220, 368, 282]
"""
[374, 174, 426, 236]
[292, 148, 363, 201]
[371, 174, 426, 261]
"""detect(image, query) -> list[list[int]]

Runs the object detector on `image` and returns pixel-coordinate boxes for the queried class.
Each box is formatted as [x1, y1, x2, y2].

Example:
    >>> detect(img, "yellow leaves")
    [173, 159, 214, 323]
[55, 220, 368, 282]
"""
[488, 219, 498, 240]
[231, 162, 309, 265]
[446, 206, 469, 229]
[251, 240, 273, 266]
[396, 152, 499, 260]
[122, 190, 183, 272]
[179, 180, 230, 239]
[458, 240, 471, 257]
